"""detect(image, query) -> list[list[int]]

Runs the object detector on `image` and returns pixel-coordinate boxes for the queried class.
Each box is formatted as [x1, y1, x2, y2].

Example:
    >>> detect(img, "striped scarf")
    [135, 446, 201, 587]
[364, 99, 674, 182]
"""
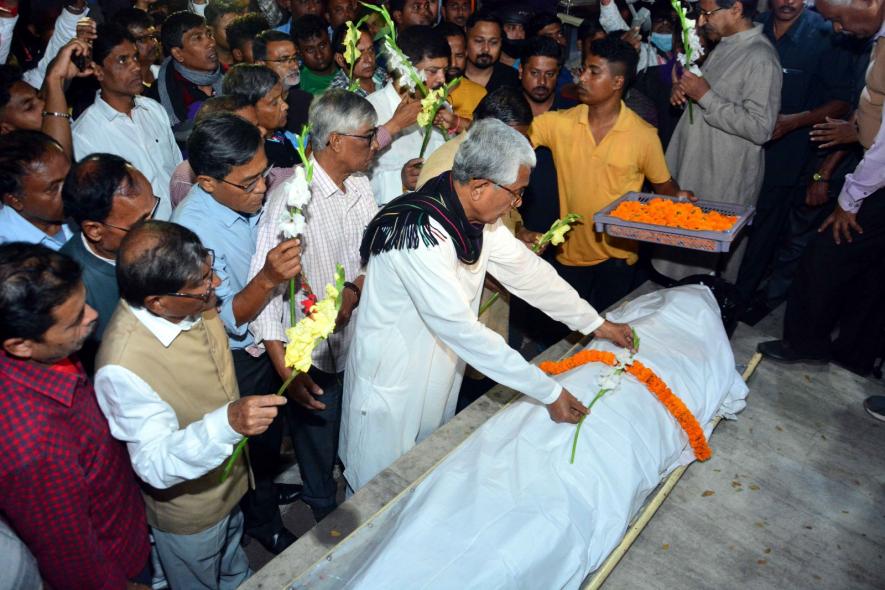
[360, 172, 483, 265]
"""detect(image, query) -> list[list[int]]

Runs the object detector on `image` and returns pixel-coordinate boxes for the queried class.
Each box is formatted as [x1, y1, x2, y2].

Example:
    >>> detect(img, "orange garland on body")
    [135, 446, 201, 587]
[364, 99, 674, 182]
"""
[539, 353, 712, 461]
[610, 198, 738, 232]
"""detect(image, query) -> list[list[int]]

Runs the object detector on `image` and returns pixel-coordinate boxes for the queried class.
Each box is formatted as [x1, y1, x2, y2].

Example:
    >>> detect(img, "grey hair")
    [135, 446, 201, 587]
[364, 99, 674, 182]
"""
[309, 89, 378, 151]
[452, 119, 536, 185]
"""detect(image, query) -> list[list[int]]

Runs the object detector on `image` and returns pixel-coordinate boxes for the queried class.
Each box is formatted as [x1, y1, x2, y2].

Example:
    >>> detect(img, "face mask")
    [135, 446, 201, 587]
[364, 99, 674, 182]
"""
[502, 37, 528, 59]
[190, 1, 207, 16]
[650, 32, 673, 53]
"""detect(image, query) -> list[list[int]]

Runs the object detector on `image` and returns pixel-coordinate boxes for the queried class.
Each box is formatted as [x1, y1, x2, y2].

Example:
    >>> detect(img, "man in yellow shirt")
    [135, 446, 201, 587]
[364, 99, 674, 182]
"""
[438, 22, 487, 128]
[529, 37, 691, 309]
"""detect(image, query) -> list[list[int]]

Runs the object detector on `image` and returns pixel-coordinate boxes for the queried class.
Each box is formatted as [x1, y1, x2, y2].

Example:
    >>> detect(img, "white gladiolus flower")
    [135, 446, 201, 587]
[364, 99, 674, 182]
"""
[279, 210, 305, 239]
[615, 349, 633, 367]
[598, 371, 622, 391]
[286, 167, 311, 210]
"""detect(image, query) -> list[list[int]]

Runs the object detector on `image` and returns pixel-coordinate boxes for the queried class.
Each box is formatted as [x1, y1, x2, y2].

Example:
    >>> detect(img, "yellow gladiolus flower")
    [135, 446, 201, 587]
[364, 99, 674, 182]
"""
[343, 21, 362, 66]
[549, 223, 571, 245]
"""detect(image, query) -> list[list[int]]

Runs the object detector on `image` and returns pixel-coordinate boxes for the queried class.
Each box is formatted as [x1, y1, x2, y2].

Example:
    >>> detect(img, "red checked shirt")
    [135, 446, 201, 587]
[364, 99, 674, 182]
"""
[0, 353, 150, 589]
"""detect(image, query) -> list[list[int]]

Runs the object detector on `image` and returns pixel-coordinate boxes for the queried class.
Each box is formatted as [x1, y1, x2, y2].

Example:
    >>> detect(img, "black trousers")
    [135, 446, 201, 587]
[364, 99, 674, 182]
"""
[232, 350, 286, 539]
[290, 367, 343, 511]
[783, 190, 885, 373]
[735, 182, 804, 302]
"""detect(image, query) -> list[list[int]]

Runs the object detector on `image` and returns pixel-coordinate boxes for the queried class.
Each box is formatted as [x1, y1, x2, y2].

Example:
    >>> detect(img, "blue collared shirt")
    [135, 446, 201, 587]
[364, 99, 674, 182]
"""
[0, 206, 74, 250]
[171, 185, 261, 349]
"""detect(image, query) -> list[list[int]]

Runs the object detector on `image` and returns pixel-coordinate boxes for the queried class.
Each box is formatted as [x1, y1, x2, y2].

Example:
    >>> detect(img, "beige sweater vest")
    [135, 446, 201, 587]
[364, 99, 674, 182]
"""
[96, 302, 249, 534]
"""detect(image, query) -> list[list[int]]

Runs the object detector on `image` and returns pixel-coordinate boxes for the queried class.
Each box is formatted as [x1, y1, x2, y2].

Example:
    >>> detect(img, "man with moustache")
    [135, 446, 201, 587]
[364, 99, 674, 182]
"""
[329, 21, 387, 97]
[652, 0, 781, 282]
[0, 243, 151, 590]
[464, 12, 520, 93]
[443, 0, 472, 29]
[325, 0, 358, 29]
[250, 89, 380, 522]
[735, 0, 854, 307]
[520, 35, 576, 118]
[94, 221, 289, 588]
[530, 38, 691, 310]
[147, 11, 225, 146]
[173, 113, 305, 554]
[437, 22, 486, 124]
[254, 30, 313, 133]
[75, 24, 182, 221]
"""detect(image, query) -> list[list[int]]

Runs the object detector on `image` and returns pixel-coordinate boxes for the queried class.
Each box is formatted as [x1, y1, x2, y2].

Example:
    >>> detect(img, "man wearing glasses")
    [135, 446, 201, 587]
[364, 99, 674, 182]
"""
[94, 221, 290, 588]
[172, 113, 305, 554]
[340, 119, 635, 493]
[60, 154, 160, 373]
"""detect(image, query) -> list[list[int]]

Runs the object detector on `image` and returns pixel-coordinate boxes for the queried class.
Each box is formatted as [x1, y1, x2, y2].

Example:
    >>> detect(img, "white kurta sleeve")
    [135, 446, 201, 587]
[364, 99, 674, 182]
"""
[93, 365, 242, 490]
[484, 222, 605, 335]
[385, 240, 564, 405]
[22, 7, 84, 90]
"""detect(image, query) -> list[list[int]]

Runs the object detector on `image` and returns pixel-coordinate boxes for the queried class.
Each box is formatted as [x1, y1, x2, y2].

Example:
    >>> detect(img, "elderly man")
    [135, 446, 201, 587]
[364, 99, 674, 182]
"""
[367, 25, 449, 203]
[759, 0, 885, 385]
[340, 119, 635, 492]
[60, 154, 159, 372]
[0, 243, 151, 590]
[329, 21, 387, 97]
[172, 113, 304, 553]
[74, 23, 182, 220]
[253, 30, 313, 133]
[94, 221, 288, 589]
[250, 89, 379, 521]
[652, 0, 782, 281]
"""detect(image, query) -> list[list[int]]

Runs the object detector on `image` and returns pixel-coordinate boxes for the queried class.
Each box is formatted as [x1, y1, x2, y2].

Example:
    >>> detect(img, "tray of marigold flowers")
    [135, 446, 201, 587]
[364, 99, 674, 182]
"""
[593, 192, 755, 253]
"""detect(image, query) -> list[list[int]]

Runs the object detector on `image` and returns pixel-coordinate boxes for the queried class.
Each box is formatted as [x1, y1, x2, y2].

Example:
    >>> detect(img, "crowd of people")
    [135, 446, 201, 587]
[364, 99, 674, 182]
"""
[1, 0, 883, 588]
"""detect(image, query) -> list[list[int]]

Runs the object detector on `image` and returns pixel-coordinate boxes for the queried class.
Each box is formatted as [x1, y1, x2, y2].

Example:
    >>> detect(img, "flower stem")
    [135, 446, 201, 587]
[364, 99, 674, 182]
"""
[569, 386, 612, 464]
[220, 369, 300, 482]
[289, 277, 296, 327]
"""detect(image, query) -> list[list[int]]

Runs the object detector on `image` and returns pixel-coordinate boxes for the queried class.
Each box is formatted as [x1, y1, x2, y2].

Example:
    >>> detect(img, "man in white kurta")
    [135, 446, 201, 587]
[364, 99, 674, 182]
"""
[341, 119, 634, 491]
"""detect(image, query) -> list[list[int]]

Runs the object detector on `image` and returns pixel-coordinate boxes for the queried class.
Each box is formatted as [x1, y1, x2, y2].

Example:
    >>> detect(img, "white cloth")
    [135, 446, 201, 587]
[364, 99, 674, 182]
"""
[73, 94, 182, 221]
[366, 83, 446, 205]
[329, 286, 749, 589]
[597, 1, 659, 72]
[22, 7, 85, 90]
[248, 158, 377, 373]
[340, 218, 605, 491]
[93, 303, 241, 491]
[0, 15, 18, 64]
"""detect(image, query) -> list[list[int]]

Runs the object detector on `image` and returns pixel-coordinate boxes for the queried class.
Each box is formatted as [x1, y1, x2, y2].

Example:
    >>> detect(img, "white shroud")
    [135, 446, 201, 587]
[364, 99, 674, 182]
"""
[337, 285, 749, 589]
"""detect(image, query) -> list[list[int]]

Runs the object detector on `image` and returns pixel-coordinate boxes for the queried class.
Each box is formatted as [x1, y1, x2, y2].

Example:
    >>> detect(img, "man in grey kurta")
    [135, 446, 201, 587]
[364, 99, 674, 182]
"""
[652, 0, 782, 281]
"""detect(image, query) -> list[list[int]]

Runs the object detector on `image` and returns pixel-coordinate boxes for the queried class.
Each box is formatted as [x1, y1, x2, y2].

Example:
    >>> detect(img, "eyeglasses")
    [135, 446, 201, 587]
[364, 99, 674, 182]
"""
[697, 6, 726, 18]
[488, 180, 525, 207]
[161, 250, 216, 302]
[264, 55, 299, 64]
[99, 195, 161, 233]
[219, 164, 274, 193]
[335, 127, 378, 145]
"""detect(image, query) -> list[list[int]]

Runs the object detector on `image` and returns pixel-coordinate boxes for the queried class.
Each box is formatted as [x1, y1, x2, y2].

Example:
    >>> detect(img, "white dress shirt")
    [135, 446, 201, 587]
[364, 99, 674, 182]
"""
[73, 94, 182, 221]
[248, 157, 377, 373]
[93, 303, 241, 490]
[366, 82, 446, 205]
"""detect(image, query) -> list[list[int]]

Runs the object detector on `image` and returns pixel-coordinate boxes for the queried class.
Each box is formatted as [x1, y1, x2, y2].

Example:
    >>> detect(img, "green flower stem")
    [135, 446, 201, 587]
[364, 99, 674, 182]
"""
[221, 369, 300, 482]
[569, 386, 611, 464]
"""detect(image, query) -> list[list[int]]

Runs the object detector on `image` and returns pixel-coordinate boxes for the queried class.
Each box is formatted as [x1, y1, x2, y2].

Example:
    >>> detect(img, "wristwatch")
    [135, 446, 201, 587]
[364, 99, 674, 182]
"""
[812, 172, 829, 183]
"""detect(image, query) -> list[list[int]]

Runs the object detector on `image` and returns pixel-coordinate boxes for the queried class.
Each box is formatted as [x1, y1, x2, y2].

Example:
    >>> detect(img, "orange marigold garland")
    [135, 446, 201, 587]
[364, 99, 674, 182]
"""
[540, 347, 712, 462]
[610, 198, 738, 232]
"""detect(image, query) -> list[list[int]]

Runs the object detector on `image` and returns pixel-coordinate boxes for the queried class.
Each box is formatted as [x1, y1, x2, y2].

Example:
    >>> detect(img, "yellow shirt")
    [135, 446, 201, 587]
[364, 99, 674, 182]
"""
[448, 77, 487, 121]
[529, 102, 671, 267]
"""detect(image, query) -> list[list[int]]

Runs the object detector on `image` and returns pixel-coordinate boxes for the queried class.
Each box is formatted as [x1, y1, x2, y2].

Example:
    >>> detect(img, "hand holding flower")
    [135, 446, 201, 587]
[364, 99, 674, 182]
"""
[227, 395, 288, 436]
[285, 372, 326, 411]
[593, 320, 635, 352]
[546, 388, 589, 424]
[677, 70, 710, 102]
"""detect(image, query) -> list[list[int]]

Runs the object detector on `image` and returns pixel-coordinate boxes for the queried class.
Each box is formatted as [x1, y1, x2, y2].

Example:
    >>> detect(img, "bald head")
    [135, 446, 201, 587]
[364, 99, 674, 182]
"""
[117, 220, 210, 307]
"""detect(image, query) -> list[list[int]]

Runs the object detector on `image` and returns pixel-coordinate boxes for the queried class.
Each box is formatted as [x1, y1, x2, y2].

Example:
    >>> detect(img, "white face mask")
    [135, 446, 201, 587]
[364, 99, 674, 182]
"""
[190, 1, 207, 16]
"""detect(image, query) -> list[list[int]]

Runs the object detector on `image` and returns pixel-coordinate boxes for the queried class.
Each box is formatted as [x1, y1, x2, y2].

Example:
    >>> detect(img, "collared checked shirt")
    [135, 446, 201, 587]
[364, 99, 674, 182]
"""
[172, 184, 262, 351]
[249, 157, 378, 373]
[0, 353, 150, 590]
[0, 206, 74, 249]
[328, 67, 388, 98]
[73, 93, 182, 220]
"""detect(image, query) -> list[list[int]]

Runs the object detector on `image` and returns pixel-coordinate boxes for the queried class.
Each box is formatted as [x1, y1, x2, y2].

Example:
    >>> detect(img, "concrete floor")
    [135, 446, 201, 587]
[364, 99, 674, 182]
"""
[243, 304, 885, 588]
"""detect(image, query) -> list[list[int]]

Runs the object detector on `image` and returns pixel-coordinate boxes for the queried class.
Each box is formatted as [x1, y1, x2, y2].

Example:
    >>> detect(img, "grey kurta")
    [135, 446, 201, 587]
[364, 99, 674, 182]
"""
[653, 24, 782, 280]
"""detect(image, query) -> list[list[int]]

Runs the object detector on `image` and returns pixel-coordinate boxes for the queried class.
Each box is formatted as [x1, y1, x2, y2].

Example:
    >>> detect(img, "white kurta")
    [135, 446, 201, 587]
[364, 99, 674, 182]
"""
[341, 218, 605, 491]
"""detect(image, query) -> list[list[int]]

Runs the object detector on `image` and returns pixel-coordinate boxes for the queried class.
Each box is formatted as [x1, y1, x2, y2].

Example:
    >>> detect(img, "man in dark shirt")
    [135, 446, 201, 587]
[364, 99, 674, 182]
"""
[464, 12, 519, 94]
[253, 30, 313, 132]
[519, 35, 577, 118]
[0, 242, 151, 589]
[60, 154, 160, 373]
[736, 0, 853, 306]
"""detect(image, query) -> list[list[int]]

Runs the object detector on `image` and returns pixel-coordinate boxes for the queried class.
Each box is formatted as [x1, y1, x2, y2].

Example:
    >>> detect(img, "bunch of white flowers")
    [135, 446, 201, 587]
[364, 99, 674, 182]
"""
[279, 166, 310, 239]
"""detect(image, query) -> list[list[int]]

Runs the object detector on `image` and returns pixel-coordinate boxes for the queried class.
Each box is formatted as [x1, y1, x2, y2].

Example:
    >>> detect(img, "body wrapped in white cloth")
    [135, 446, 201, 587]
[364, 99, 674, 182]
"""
[332, 285, 749, 589]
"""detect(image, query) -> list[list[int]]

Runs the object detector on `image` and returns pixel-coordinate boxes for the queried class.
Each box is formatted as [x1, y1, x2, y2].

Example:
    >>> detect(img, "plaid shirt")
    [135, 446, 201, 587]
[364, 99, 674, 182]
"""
[0, 353, 150, 589]
[249, 157, 378, 373]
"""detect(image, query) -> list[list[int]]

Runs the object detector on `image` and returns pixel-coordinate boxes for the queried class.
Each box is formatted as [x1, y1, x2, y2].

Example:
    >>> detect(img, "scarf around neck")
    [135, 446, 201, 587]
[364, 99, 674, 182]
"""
[360, 171, 483, 266]
[157, 57, 224, 125]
